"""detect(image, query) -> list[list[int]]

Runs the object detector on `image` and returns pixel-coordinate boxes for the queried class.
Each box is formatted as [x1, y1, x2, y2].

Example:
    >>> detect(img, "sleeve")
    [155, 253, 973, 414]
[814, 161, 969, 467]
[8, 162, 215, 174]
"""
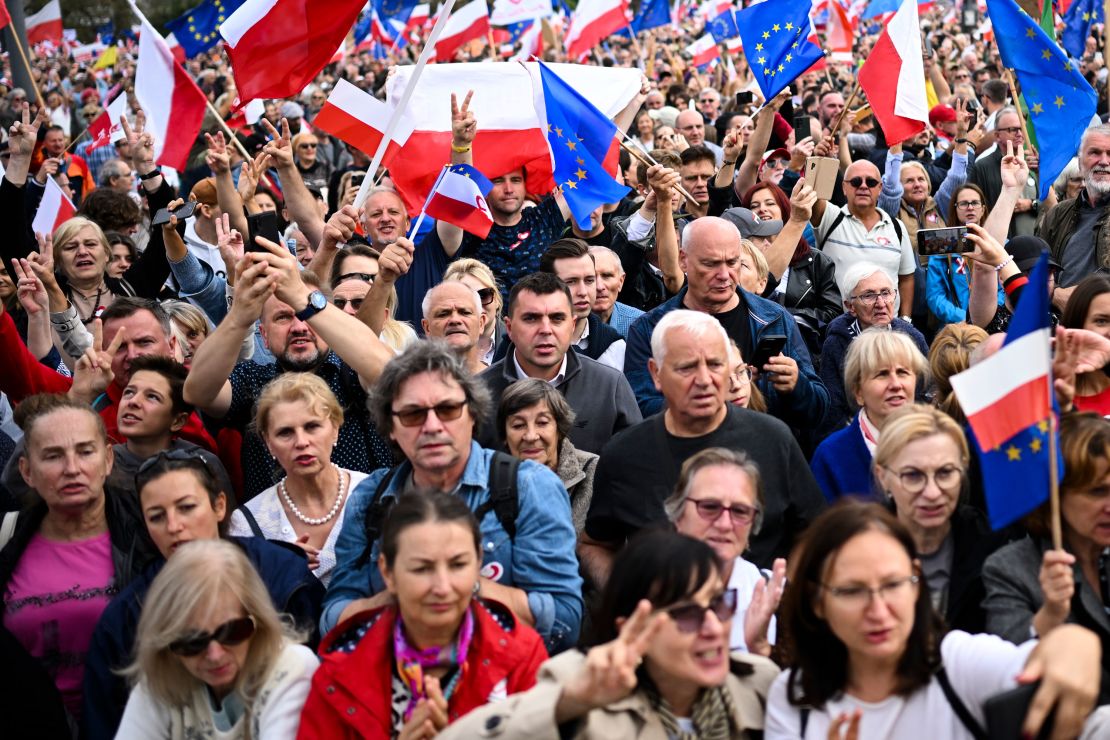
[295, 667, 343, 740]
[320, 472, 384, 634]
[936, 150, 969, 218]
[48, 303, 94, 359]
[981, 548, 1044, 644]
[624, 211, 655, 242]
[765, 319, 829, 429]
[708, 181, 736, 217]
[623, 314, 664, 417]
[0, 178, 36, 279]
[783, 432, 828, 534]
[508, 633, 549, 694]
[879, 150, 905, 217]
[583, 443, 635, 545]
[114, 681, 173, 740]
[809, 442, 839, 504]
[80, 604, 136, 740]
[0, 310, 71, 401]
[897, 223, 917, 276]
[939, 630, 1037, 726]
[436, 677, 566, 740]
[168, 251, 230, 325]
[227, 509, 251, 537]
[817, 334, 850, 437]
[611, 373, 643, 434]
[540, 195, 568, 233]
[120, 179, 176, 298]
[256, 645, 318, 740]
[926, 257, 967, 325]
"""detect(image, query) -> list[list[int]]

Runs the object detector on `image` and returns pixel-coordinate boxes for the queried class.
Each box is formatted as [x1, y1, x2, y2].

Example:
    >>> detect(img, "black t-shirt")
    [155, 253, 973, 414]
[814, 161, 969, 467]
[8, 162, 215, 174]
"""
[705, 295, 754, 361]
[584, 406, 826, 568]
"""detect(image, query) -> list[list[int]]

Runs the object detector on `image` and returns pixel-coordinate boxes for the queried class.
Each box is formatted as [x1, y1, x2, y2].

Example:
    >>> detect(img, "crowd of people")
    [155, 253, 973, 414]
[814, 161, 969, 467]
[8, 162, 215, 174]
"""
[5, 2, 1110, 738]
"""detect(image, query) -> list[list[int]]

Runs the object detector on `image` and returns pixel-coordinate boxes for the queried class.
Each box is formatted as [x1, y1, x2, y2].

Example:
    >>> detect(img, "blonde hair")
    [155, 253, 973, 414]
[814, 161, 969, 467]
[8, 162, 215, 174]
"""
[739, 238, 769, 283]
[162, 300, 211, 348]
[873, 403, 969, 472]
[52, 216, 109, 266]
[380, 284, 419, 353]
[444, 258, 503, 320]
[843, 328, 928, 409]
[928, 323, 988, 425]
[253, 372, 344, 437]
[124, 540, 300, 709]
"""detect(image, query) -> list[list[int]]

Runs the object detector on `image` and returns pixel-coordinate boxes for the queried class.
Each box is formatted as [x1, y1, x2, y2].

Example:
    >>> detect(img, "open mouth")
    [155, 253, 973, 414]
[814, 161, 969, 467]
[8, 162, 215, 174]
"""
[294, 455, 317, 466]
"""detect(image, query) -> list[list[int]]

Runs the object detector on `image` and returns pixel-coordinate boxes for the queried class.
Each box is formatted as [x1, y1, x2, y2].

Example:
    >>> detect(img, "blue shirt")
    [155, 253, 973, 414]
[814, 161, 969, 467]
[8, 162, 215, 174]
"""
[459, 197, 567, 300]
[322, 442, 583, 652]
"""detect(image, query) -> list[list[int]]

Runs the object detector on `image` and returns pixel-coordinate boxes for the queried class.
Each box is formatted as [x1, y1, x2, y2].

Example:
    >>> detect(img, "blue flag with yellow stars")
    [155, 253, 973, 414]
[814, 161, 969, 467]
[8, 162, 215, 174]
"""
[988, 0, 1097, 200]
[735, 0, 824, 102]
[707, 9, 740, 42]
[534, 62, 630, 231]
[1062, 0, 1104, 59]
[165, 0, 245, 59]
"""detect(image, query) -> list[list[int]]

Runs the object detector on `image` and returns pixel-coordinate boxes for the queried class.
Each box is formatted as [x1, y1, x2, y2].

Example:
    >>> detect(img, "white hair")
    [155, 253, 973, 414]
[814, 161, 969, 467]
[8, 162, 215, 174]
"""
[421, 281, 482, 320]
[839, 261, 893, 303]
[588, 245, 625, 276]
[650, 309, 730, 366]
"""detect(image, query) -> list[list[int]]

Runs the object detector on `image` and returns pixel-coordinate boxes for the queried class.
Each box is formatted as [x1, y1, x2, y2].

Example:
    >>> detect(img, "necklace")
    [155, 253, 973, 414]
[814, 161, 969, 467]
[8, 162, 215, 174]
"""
[69, 284, 105, 324]
[279, 464, 347, 526]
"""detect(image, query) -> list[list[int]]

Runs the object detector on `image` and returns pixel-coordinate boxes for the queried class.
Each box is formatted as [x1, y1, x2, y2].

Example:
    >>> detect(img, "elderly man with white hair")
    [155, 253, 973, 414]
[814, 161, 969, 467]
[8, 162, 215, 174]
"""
[580, 308, 825, 587]
[588, 245, 644, 337]
[421, 281, 488, 375]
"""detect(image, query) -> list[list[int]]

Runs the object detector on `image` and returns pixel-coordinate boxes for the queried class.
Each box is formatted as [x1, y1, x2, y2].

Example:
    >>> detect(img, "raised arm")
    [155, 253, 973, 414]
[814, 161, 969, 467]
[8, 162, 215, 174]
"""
[204, 132, 250, 239]
[735, 91, 789, 198]
[984, 141, 1026, 245]
[261, 117, 324, 248]
[765, 178, 816, 280]
[436, 91, 475, 258]
[356, 237, 413, 337]
[648, 164, 684, 295]
[305, 205, 359, 282]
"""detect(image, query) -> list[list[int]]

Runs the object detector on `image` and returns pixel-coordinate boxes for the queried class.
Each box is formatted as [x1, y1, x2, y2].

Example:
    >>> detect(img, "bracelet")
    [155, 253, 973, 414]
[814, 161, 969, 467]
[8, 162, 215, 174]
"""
[994, 255, 1014, 273]
[451, 144, 472, 153]
[139, 167, 162, 181]
[955, 138, 969, 144]
[722, 159, 737, 166]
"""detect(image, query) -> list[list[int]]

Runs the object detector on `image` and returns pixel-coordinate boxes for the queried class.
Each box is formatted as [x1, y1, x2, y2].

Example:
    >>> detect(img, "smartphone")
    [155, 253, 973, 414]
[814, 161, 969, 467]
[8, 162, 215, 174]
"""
[983, 682, 1053, 740]
[349, 173, 366, 188]
[247, 211, 281, 252]
[151, 201, 198, 226]
[750, 334, 788, 370]
[793, 114, 812, 142]
[805, 156, 840, 201]
[918, 226, 973, 256]
[736, 91, 753, 106]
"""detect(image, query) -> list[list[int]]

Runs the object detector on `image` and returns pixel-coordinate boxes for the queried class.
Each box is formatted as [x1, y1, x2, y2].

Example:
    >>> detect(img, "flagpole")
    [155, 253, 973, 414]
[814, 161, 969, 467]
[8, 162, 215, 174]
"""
[829, 79, 861, 137]
[626, 25, 646, 66]
[615, 133, 699, 207]
[1048, 411, 1062, 550]
[354, 0, 459, 210]
[407, 165, 448, 239]
[1001, 68, 1032, 156]
[10, 31, 46, 110]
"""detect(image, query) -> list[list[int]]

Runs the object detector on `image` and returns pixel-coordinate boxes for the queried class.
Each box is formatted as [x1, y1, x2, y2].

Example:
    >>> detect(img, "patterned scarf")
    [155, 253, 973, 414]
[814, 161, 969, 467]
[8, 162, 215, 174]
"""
[393, 607, 474, 721]
[649, 683, 740, 740]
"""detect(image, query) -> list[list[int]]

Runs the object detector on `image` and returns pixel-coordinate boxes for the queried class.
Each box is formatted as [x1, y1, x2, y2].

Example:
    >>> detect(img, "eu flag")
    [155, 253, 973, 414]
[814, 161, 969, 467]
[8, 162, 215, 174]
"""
[736, 0, 824, 102]
[988, 0, 1097, 200]
[707, 9, 740, 42]
[633, 0, 671, 32]
[354, 12, 373, 46]
[535, 62, 630, 230]
[1062, 0, 1103, 59]
[165, 0, 245, 59]
[374, 0, 418, 23]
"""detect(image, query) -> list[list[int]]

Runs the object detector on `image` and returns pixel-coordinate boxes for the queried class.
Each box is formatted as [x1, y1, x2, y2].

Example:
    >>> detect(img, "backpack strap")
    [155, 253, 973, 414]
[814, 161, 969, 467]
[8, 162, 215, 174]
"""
[0, 511, 18, 551]
[817, 210, 847, 251]
[473, 451, 520, 541]
[937, 666, 987, 740]
[236, 506, 265, 540]
[800, 707, 809, 736]
[357, 465, 402, 566]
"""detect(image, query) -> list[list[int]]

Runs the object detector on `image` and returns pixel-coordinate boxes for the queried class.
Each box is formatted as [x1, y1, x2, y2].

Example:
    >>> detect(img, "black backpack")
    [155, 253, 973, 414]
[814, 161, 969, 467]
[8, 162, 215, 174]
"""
[358, 451, 521, 565]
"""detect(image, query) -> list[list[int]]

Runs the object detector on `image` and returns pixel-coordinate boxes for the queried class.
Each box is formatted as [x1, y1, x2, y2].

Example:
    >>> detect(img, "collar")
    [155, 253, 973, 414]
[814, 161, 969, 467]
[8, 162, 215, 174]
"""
[511, 350, 568, 386]
[1080, 188, 1110, 209]
[573, 316, 591, 348]
[859, 409, 881, 456]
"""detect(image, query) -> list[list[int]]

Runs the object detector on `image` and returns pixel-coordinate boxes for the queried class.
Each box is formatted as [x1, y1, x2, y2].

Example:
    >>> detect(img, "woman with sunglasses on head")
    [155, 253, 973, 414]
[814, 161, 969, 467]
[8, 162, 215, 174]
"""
[116, 539, 319, 739]
[298, 489, 548, 739]
[438, 529, 779, 739]
[766, 500, 1102, 740]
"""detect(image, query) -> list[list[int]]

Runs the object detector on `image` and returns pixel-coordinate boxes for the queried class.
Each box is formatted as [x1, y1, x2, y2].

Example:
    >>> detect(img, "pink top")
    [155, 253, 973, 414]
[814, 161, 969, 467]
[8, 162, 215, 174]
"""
[3, 530, 116, 718]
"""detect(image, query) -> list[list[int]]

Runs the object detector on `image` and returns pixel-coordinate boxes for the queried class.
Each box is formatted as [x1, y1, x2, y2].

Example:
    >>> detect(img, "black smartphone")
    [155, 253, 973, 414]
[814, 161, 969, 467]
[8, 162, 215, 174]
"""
[794, 114, 812, 142]
[247, 211, 281, 252]
[736, 91, 753, 106]
[918, 226, 973, 256]
[750, 334, 788, 370]
[151, 201, 198, 226]
[983, 682, 1053, 740]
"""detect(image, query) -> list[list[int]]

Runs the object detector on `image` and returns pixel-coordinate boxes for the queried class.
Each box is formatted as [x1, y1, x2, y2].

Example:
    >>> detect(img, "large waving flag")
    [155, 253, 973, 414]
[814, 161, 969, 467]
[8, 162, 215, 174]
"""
[706, 9, 740, 42]
[565, 0, 630, 60]
[424, 164, 496, 238]
[87, 93, 128, 151]
[628, 0, 670, 33]
[1062, 0, 1103, 59]
[26, 0, 63, 45]
[433, 0, 491, 60]
[165, 0, 245, 59]
[951, 254, 1061, 529]
[826, 0, 855, 62]
[220, 0, 367, 102]
[491, 0, 552, 25]
[858, 0, 928, 145]
[989, 0, 1097, 199]
[686, 34, 721, 70]
[736, 0, 824, 102]
[312, 79, 414, 165]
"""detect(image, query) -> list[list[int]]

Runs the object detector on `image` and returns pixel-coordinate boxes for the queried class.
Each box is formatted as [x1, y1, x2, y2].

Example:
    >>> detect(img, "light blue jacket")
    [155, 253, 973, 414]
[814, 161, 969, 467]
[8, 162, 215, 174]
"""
[926, 254, 1004, 325]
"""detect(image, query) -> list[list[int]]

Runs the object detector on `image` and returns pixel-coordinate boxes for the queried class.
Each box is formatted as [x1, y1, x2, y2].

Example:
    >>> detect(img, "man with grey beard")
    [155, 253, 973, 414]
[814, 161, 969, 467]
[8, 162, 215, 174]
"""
[1041, 125, 1110, 311]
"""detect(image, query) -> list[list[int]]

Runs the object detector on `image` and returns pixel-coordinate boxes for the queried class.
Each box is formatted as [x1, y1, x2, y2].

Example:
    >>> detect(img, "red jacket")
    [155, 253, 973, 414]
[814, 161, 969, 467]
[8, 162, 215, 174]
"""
[297, 599, 548, 739]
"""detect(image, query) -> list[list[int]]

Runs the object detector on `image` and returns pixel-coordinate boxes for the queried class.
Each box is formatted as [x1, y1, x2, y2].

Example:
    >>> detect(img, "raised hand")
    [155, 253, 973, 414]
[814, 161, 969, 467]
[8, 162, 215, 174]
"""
[13, 258, 48, 314]
[321, 205, 360, 250]
[8, 103, 47, 159]
[377, 237, 414, 284]
[721, 131, 743, 164]
[647, 164, 681, 206]
[69, 319, 127, 403]
[215, 212, 245, 267]
[999, 140, 1029, 192]
[260, 117, 295, 169]
[204, 131, 231, 174]
[121, 109, 157, 171]
[828, 709, 862, 739]
[744, 558, 786, 656]
[228, 255, 277, 326]
[34, 157, 61, 185]
[250, 236, 307, 308]
[1038, 549, 1076, 624]
[238, 150, 271, 204]
[961, 222, 1007, 267]
[789, 177, 818, 223]
[450, 90, 476, 147]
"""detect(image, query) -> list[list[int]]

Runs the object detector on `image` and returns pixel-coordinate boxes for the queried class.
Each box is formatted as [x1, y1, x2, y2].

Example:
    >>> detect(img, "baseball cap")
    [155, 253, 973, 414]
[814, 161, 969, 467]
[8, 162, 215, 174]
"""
[280, 101, 305, 120]
[760, 148, 791, 168]
[722, 207, 783, 239]
[929, 104, 957, 126]
[1005, 235, 1061, 274]
[649, 105, 680, 128]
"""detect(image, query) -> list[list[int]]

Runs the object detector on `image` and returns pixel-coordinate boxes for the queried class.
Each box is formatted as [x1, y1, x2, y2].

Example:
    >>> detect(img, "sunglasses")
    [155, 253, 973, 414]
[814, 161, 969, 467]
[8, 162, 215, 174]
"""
[335, 272, 375, 285]
[169, 616, 256, 657]
[332, 296, 364, 311]
[477, 287, 496, 306]
[135, 449, 210, 491]
[392, 399, 467, 427]
[686, 498, 760, 527]
[846, 176, 880, 189]
[765, 158, 789, 169]
[297, 142, 318, 149]
[663, 589, 738, 633]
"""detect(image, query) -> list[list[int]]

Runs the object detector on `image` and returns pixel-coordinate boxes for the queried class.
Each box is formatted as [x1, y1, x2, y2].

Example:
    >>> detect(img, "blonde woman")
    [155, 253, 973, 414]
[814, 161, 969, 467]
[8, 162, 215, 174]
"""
[444, 258, 504, 366]
[117, 540, 317, 739]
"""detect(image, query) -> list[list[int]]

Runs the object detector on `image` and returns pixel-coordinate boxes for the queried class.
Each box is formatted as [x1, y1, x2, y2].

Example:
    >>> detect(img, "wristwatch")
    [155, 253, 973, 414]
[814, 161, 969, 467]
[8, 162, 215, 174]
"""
[900, 315, 913, 325]
[295, 290, 328, 322]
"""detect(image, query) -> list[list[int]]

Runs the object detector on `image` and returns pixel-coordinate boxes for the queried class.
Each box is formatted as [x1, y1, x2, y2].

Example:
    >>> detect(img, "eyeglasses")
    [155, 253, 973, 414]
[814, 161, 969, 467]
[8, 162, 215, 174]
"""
[335, 272, 375, 285]
[730, 366, 752, 387]
[765, 158, 789, 169]
[391, 399, 467, 427]
[955, 200, 983, 209]
[846, 176, 881, 189]
[883, 464, 963, 494]
[954, 72, 971, 80]
[850, 288, 897, 305]
[663, 589, 738, 633]
[823, 576, 919, 607]
[169, 616, 256, 657]
[297, 142, 318, 149]
[332, 296, 364, 311]
[477, 287, 496, 306]
[686, 498, 761, 527]
[995, 126, 1024, 136]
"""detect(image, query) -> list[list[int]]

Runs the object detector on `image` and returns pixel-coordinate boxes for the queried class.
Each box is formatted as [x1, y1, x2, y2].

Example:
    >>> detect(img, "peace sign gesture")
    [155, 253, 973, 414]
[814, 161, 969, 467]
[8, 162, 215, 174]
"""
[450, 90, 476, 148]
[9, 102, 47, 159]
[261, 117, 295, 169]
[69, 319, 127, 404]
[121, 109, 157, 171]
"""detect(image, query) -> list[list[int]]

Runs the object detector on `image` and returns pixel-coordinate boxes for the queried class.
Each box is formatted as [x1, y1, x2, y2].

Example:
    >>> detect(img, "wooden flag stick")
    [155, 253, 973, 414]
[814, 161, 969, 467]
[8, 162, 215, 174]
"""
[1001, 68, 1035, 157]
[615, 132, 699, 207]
[11, 31, 46, 110]
[829, 79, 861, 137]
[1049, 411, 1062, 550]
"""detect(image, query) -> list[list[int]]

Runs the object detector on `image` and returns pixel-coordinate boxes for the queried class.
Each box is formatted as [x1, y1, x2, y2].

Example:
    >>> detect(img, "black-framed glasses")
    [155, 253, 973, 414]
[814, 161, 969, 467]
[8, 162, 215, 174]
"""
[995, 126, 1023, 136]
[686, 498, 760, 527]
[850, 288, 897, 305]
[846, 176, 881, 189]
[477, 287, 496, 306]
[955, 200, 983, 209]
[391, 400, 467, 427]
[883, 464, 963, 493]
[169, 616, 256, 657]
[297, 142, 318, 149]
[823, 576, 919, 607]
[332, 296, 364, 312]
[335, 271, 375, 285]
[663, 589, 738, 633]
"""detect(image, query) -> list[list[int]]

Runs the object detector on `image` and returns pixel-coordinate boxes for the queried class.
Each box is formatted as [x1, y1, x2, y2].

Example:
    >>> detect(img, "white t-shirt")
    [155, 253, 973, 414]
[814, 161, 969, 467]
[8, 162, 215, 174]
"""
[728, 557, 777, 653]
[765, 631, 1036, 740]
[815, 204, 917, 300]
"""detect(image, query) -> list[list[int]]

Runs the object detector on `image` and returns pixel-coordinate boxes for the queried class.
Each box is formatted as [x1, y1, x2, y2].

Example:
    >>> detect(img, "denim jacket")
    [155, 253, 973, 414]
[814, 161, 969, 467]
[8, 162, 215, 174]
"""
[322, 442, 583, 652]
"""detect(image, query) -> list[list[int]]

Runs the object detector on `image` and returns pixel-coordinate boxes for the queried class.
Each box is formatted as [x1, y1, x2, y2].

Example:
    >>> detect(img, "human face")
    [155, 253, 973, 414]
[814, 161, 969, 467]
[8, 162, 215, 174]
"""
[44, 129, 66, 156]
[749, 187, 782, 222]
[335, 254, 379, 285]
[505, 290, 574, 379]
[457, 274, 497, 340]
[994, 112, 1025, 150]
[363, 191, 409, 246]
[674, 465, 758, 563]
[1062, 464, 1110, 550]
[19, 409, 112, 516]
[381, 521, 480, 643]
[1080, 133, 1110, 197]
[176, 592, 252, 699]
[697, 91, 720, 119]
[107, 164, 134, 193]
[488, 169, 527, 219]
[636, 112, 654, 139]
[254, 192, 278, 213]
[842, 162, 881, 212]
[103, 309, 175, 384]
[552, 254, 596, 320]
[681, 229, 741, 312]
[737, 248, 766, 295]
[58, 226, 109, 284]
[1083, 293, 1110, 340]
[0, 261, 13, 300]
[389, 372, 474, 477]
[140, 470, 226, 559]
[331, 280, 369, 316]
[643, 573, 731, 700]
[592, 250, 625, 315]
[504, 401, 560, 469]
[729, 115, 755, 145]
[760, 156, 789, 186]
[649, 327, 729, 427]
[727, 346, 752, 408]
[291, 233, 314, 268]
[118, 370, 185, 442]
[676, 112, 706, 147]
[881, 434, 963, 539]
[953, 187, 984, 226]
[900, 166, 930, 207]
[296, 135, 318, 166]
[422, 283, 484, 351]
[854, 357, 915, 426]
[846, 272, 896, 329]
[645, 91, 665, 109]
[263, 399, 340, 479]
[108, 243, 132, 278]
[817, 530, 919, 671]
[819, 92, 846, 126]
[260, 297, 327, 371]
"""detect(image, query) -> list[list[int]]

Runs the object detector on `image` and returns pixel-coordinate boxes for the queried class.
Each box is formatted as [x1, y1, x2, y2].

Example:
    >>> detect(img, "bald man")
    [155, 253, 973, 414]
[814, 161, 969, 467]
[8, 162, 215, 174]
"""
[421, 281, 488, 375]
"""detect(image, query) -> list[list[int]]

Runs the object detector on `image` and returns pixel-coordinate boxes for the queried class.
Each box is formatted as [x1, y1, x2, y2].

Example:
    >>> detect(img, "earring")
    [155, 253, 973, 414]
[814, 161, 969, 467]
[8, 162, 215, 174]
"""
[472, 580, 481, 596]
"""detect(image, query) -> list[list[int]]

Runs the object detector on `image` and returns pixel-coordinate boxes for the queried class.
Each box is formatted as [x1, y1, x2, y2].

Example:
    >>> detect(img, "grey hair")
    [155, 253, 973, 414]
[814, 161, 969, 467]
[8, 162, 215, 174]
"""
[496, 378, 577, 443]
[1054, 157, 1081, 192]
[663, 447, 765, 534]
[98, 158, 130, 187]
[650, 309, 730, 366]
[369, 340, 492, 437]
[843, 327, 929, 409]
[995, 106, 1021, 125]
[421, 281, 482, 321]
[1080, 125, 1110, 156]
[839, 261, 893, 304]
[588, 245, 625, 276]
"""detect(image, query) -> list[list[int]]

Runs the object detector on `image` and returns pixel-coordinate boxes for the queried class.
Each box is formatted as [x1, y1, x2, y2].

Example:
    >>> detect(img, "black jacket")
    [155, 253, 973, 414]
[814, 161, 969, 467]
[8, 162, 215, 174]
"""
[763, 248, 842, 358]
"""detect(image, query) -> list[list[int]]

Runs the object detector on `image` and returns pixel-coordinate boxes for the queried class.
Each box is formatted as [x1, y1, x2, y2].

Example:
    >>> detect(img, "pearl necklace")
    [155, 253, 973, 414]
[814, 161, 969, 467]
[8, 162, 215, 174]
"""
[279, 464, 347, 526]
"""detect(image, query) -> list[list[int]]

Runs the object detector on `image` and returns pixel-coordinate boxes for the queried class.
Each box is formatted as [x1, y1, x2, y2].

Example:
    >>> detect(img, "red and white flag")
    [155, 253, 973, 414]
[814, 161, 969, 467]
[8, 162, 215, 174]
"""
[132, 7, 207, 172]
[311, 79, 414, 165]
[565, 0, 629, 60]
[857, 0, 928, 145]
[425, 165, 495, 238]
[686, 34, 720, 69]
[433, 0, 491, 61]
[27, 0, 63, 45]
[32, 177, 76, 236]
[406, 3, 431, 30]
[826, 0, 855, 63]
[164, 32, 186, 63]
[220, 0, 367, 102]
[87, 93, 128, 150]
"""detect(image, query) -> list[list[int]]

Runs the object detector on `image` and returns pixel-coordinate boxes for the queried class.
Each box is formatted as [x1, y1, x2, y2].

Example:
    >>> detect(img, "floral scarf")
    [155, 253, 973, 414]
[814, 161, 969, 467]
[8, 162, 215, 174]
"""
[392, 607, 474, 721]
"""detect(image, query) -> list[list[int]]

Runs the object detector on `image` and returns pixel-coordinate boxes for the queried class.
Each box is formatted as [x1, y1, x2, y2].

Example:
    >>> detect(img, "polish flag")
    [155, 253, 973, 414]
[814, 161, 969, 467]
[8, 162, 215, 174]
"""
[826, 0, 855, 62]
[425, 164, 495, 238]
[164, 32, 186, 64]
[220, 0, 367, 102]
[406, 3, 431, 30]
[0, 2, 10, 31]
[724, 36, 743, 55]
[32, 177, 76, 236]
[565, 0, 629, 60]
[311, 79, 414, 164]
[132, 10, 207, 172]
[87, 93, 128, 150]
[26, 0, 63, 45]
[686, 34, 720, 69]
[857, 0, 928, 145]
[384, 62, 641, 215]
[433, 0, 491, 60]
